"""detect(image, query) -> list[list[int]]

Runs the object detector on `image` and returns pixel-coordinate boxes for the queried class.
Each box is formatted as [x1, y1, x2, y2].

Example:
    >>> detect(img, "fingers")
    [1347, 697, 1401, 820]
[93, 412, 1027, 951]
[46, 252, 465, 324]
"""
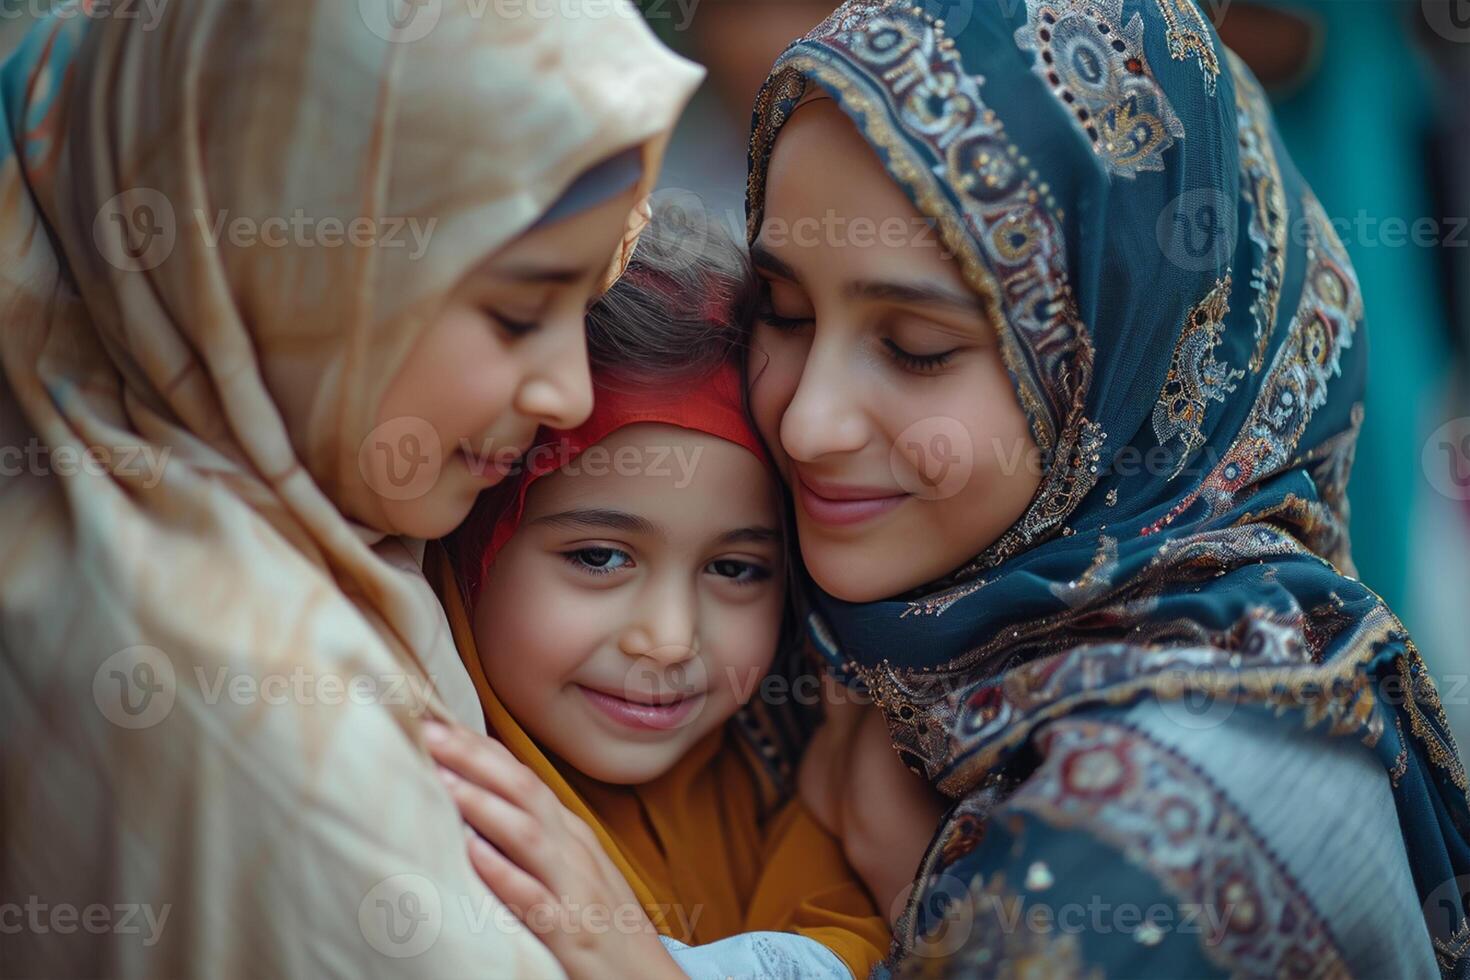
[423, 721, 561, 823]
[437, 765, 569, 893]
[465, 834, 558, 934]
[423, 722, 617, 915]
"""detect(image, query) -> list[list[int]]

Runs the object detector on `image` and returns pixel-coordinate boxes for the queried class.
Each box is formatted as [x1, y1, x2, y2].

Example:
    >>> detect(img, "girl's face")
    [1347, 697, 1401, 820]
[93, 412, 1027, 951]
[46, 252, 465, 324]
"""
[748, 100, 1042, 603]
[366, 188, 637, 540]
[473, 423, 785, 785]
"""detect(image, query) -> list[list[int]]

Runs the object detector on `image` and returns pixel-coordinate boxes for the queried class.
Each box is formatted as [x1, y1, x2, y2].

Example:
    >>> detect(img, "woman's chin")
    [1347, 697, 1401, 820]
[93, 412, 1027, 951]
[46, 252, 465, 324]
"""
[800, 541, 930, 604]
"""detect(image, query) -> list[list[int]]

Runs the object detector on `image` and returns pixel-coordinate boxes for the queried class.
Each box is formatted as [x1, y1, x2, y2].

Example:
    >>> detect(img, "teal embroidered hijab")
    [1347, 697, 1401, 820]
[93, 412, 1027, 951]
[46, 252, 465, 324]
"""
[745, 0, 1469, 970]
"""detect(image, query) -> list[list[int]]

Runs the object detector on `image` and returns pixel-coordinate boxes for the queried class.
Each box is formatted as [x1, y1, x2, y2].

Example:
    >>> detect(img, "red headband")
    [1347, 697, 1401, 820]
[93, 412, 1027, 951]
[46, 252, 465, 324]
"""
[454, 360, 767, 599]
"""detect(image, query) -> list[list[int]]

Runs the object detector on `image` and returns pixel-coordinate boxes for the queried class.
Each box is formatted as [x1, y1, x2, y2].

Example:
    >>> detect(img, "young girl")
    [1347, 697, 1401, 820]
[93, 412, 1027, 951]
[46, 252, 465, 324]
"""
[424, 216, 889, 979]
[741, 0, 1469, 976]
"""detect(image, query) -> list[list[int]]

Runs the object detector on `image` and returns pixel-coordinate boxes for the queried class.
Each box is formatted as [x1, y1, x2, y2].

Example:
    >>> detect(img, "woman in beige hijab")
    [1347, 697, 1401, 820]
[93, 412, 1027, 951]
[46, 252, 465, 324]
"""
[0, 2, 700, 976]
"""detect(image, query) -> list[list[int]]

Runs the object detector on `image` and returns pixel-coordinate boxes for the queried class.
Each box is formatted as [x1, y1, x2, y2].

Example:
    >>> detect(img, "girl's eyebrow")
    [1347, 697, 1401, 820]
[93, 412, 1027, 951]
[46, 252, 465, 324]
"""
[529, 508, 660, 537]
[716, 526, 782, 546]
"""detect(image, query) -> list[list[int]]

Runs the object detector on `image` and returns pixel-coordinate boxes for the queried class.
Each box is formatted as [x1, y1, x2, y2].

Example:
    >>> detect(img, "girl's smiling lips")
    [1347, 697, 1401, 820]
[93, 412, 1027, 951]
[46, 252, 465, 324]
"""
[577, 685, 705, 732]
[795, 472, 909, 528]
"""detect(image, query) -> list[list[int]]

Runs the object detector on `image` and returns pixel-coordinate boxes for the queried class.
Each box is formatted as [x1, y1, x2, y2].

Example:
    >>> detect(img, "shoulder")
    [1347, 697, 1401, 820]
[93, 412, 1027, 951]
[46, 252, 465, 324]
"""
[913, 702, 1436, 977]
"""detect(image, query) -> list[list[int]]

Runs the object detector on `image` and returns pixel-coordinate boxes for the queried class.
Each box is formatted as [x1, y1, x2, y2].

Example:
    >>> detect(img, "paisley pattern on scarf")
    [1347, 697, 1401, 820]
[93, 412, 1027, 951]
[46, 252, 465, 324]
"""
[1014, 0, 1186, 177]
[745, 0, 1469, 973]
[1155, 0, 1221, 95]
[1152, 274, 1245, 480]
[1005, 719, 1346, 977]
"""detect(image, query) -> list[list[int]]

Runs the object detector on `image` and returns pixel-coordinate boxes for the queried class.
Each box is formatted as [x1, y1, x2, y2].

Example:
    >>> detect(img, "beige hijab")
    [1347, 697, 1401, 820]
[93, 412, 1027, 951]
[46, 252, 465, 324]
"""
[0, 2, 700, 976]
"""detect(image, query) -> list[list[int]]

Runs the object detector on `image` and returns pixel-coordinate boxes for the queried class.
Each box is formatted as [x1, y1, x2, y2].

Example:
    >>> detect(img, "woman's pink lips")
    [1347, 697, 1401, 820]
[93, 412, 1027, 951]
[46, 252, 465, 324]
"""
[458, 440, 531, 485]
[577, 685, 704, 732]
[795, 475, 909, 528]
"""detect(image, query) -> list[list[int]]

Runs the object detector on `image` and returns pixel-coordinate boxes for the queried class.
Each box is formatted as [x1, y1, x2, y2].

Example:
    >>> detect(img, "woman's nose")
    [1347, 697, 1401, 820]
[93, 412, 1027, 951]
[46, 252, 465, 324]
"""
[778, 334, 869, 462]
[513, 315, 594, 429]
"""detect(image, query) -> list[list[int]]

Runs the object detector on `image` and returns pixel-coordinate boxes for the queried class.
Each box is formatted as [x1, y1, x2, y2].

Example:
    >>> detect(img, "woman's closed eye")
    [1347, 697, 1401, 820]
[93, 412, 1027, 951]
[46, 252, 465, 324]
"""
[485, 307, 539, 339]
[561, 546, 634, 576]
[756, 280, 813, 332]
[882, 337, 959, 373]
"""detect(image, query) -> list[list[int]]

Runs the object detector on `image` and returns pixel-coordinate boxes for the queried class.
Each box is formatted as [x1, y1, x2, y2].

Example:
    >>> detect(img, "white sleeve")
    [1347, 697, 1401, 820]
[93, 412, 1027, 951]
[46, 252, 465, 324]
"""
[659, 932, 855, 980]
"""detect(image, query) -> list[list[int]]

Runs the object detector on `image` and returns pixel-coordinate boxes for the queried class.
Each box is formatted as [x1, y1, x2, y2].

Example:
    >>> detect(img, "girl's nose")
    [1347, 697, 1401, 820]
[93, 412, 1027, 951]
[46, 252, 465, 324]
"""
[617, 578, 699, 664]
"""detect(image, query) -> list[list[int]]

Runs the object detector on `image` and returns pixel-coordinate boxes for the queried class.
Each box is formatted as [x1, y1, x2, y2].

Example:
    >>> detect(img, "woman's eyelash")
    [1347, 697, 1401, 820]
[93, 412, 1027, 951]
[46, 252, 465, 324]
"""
[487, 309, 538, 338]
[756, 282, 812, 331]
[883, 338, 957, 372]
[561, 547, 632, 576]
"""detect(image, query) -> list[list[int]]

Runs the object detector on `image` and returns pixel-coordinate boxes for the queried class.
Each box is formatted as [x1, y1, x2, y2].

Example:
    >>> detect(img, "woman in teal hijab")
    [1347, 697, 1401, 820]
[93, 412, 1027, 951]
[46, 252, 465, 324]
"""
[743, 0, 1469, 974]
